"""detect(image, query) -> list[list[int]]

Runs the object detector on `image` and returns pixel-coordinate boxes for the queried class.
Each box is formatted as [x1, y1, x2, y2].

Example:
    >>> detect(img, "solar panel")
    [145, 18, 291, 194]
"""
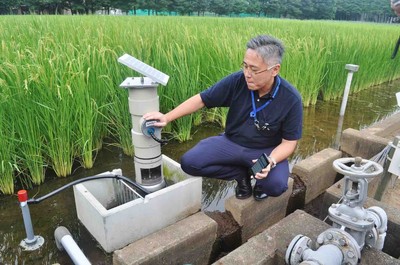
[118, 54, 169, 86]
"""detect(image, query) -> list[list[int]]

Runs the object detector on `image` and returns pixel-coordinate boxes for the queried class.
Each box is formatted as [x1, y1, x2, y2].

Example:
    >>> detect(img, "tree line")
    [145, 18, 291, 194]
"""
[1, 0, 397, 22]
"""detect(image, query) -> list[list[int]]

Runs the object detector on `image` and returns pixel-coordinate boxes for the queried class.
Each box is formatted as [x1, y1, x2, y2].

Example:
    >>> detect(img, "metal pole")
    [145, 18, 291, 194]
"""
[18, 190, 44, 251]
[334, 64, 359, 149]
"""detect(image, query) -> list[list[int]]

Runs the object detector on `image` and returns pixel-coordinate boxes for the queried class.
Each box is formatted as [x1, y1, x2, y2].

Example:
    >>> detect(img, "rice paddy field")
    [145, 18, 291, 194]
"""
[0, 15, 399, 195]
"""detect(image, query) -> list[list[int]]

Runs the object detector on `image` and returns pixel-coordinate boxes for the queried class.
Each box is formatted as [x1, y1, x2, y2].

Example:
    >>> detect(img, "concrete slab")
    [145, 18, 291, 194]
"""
[292, 148, 342, 204]
[225, 178, 293, 243]
[113, 212, 218, 265]
[381, 176, 400, 210]
[340, 112, 400, 161]
[366, 112, 400, 140]
[214, 210, 400, 265]
[341, 128, 388, 159]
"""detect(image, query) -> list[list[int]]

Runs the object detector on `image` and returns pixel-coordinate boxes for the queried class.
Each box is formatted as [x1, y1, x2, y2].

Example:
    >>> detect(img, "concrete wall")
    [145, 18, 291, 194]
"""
[341, 128, 389, 159]
[214, 210, 400, 265]
[340, 112, 400, 159]
[113, 212, 218, 265]
[292, 148, 342, 204]
[225, 178, 293, 243]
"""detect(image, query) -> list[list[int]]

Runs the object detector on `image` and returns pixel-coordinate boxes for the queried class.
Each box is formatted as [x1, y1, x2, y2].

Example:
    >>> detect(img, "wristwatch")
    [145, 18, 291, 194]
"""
[267, 156, 277, 168]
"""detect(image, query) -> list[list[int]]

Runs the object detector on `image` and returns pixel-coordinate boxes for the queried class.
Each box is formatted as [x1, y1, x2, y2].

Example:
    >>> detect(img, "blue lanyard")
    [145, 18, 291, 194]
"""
[249, 76, 281, 120]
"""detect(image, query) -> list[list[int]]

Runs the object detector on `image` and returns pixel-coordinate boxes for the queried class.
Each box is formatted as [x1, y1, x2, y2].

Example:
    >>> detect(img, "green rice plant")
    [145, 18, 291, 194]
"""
[0, 160, 15, 195]
[0, 99, 18, 194]
[0, 50, 45, 188]
[317, 22, 400, 100]
[14, 102, 46, 185]
[282, 36, 329, 105]
[0, 15, 399, 187]
[75, 86, 98, 169]
[103, 90, 134, 157]
[162, 42, 202, 141]
[25, 36, 76, 177]
[70, 63, 104, 169]
[39, 94, 76, 177]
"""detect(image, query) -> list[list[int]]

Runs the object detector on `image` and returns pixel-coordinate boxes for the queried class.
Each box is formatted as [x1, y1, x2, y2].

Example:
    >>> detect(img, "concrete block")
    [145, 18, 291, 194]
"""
[323, 179, 400, 258]
[113, 212, 218, 265]
[366, 112, 400, 140]
[340, 128, 389, 159]
[212, 231, 278, 265]
[225, 178, 293, 242]
[73, 155, 202, 253]
[214, 210, 328, 265]
[292, 148, 342, 204]
[214, 210, 400, 265]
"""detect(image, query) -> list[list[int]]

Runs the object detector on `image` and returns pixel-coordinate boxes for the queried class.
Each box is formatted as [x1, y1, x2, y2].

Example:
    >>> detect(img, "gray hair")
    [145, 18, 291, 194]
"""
[246, 35, 285, 65]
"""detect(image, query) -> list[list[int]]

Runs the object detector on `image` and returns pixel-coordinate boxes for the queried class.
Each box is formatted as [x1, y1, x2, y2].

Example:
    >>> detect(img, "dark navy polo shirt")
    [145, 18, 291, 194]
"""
[200, 71, 303, 149]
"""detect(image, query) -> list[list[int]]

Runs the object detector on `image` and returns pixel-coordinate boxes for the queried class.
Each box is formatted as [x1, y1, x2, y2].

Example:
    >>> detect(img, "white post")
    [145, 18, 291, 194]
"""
[339, 64, 359, 116]
[334, 64, 359, 149]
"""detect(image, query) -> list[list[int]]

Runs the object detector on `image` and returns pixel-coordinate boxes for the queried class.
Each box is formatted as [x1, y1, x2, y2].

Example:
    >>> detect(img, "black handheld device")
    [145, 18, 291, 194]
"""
[250, 153, 269, 176]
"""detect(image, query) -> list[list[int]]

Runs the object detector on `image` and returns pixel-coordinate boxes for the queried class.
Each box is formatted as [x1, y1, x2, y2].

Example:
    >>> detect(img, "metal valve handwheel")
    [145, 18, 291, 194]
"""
[333, 157, 383, 179]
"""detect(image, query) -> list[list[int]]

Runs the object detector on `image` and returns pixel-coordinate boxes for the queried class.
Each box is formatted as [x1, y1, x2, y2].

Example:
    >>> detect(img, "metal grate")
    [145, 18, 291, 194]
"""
[111, 179, 143, 208]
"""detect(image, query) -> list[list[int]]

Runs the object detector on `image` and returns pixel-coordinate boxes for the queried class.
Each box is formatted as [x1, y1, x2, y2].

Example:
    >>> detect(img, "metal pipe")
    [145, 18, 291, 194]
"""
[334, 64, 359, 149]
[301, 244, 343, 265]
[18, 190, 44, 251]
[339, 64, 359, 116]
[18, 190, 35, 242]
[286, 234, 345, 265]
[54, 226, 91, 265]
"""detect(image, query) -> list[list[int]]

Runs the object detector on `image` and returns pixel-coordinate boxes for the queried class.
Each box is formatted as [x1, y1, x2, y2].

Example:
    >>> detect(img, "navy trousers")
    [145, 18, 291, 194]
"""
[180, 134, 289, 197]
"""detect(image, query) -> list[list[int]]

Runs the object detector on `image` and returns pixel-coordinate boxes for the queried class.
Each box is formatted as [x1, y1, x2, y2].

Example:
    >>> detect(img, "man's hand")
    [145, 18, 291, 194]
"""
[143, 112, 168, 127]
[251, 159, 272, 179]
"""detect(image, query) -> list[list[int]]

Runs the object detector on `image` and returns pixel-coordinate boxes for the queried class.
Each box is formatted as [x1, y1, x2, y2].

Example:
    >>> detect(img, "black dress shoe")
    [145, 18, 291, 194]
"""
[253, 185, 268, 201]
[235, 176, 252, 199]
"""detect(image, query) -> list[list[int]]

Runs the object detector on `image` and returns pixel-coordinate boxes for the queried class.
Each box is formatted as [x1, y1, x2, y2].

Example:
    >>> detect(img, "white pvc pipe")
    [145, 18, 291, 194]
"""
[55, 226, 91, 265]
[339, 71, 354, 116]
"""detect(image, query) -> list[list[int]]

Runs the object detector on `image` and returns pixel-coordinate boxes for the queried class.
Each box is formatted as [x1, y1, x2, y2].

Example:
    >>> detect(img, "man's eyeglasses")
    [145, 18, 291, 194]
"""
[241, 63, 277, 76]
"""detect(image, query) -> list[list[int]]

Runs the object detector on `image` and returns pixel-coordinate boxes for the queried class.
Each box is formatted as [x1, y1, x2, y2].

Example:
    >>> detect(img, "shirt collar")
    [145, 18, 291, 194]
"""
[259, 75, 280, 100]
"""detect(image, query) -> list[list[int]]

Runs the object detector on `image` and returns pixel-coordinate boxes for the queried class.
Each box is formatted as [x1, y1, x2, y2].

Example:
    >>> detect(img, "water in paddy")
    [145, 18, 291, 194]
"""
[1, 80, 399, 264]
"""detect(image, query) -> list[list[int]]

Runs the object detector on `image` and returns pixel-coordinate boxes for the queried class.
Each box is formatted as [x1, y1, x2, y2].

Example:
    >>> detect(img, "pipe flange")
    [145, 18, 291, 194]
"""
[19, 235, 45, 251]
[364, 227, 378, 249]
[367, 206, 388, 233]
[285, 234, 312, 265]
[328, 206, 375, 232]
[316, 228, 360, 265]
